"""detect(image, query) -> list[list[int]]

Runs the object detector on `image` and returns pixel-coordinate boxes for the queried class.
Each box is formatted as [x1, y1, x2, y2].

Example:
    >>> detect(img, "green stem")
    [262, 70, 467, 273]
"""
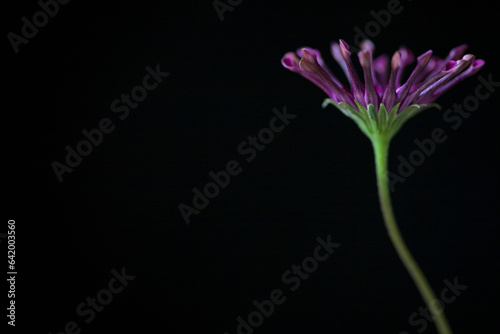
[371, 134, 452, 334]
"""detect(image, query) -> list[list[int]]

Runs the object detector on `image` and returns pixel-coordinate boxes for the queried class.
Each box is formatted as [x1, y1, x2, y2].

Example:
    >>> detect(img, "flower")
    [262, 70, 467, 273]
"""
[281, 39, 485, 334]
[281, 39, 484, 139]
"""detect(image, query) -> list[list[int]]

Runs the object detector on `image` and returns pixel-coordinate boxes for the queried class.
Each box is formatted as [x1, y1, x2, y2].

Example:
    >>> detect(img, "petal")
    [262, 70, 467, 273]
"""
[411, 56, 442, 88]
[282, 52, 338, 100]
[396, 50, 433, 104]
[400, 57, 471, 109]
[360, 40, 375, 54]
[299, 48, 355, 106]
[339, 39, 365, 103]
[381, 51, 401, 111]
[396, 46, 415, 88]
[416, 56, 474, 103]
[358, 50, 380, 108]
[281, 52, 301, 71]
[425, 58, 485, 103]
[297, 47, 344, 88]
[428, 44, 468, 77]
[330, 42, 350, 84]
[373, 54, 389, 93]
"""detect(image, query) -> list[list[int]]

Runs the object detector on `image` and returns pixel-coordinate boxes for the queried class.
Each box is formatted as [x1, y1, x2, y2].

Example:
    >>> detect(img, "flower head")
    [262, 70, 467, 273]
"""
[282, 39, 484, 139]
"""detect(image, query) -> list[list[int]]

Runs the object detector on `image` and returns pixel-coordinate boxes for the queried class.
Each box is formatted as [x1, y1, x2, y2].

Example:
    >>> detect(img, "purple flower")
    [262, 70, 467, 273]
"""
[281, 39, 485, 113]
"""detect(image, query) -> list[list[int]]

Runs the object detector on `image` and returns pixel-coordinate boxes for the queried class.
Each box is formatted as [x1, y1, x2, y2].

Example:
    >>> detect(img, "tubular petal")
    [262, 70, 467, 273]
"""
[299, 48, 355, 106]
[396, 46, 415, 88]
[416, 55, 475, 103]
[373, 54, 390, 92]
[381, 51, 401, 111]
[429, 59, 485, 101]
[339, 39, 365, 103]
[358, 50, 380, 108]
[330, 42, 350, 83]
[396, 50, 433, 103]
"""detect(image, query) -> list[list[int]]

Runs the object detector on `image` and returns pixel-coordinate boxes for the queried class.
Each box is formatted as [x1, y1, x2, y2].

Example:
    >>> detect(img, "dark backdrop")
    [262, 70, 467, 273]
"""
[5, 0, 499, 333]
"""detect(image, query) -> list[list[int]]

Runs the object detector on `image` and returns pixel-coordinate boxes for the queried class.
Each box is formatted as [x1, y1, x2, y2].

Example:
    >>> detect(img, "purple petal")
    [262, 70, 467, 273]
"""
[297, 47, 344, 88]
[427, 59, 485, 102]
[416, 55, 474, 104]
[396, 50, 433, 104]
[330, 42, 350, 84]
[396, 46, 415, 88]
[281, 52, 300, 70]
[428, 44, 468, 77]
[373, 54, 389, 93]
[410, 56, 442, 90]
[339, 39, 365, 103]
[381, 51, 401, 111]
[361, 40, 375, 54]
[358, 50, 380, 108]
[282, 52, 338, 100]
[400, 59, 466, 109]
[298, 48, 355, 106]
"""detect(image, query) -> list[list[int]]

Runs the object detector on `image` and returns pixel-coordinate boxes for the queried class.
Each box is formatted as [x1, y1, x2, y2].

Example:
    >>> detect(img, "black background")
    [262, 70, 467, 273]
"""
[5, 0, 499, 333]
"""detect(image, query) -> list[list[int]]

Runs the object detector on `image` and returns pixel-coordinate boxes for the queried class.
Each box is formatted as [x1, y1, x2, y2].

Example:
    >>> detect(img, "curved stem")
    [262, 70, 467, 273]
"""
[371, 134, 452, 334]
